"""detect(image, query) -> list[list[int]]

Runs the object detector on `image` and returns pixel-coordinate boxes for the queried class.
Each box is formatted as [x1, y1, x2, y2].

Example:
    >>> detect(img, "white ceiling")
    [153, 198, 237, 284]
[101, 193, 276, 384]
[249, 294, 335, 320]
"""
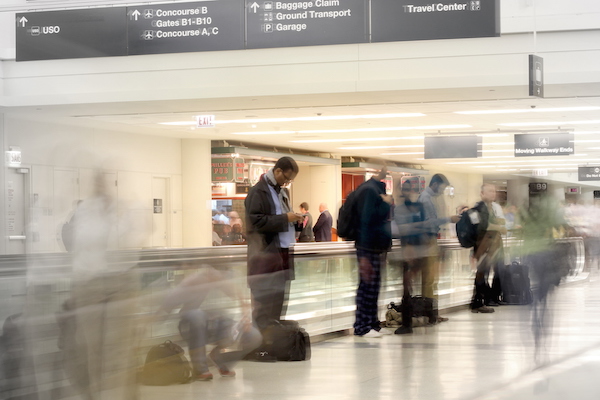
[4, 89, 600, 183]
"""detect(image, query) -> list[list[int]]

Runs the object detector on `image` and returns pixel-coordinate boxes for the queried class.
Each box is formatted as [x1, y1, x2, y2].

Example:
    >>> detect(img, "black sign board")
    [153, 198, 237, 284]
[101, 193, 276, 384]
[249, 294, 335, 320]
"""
[371, 0, 500, 43]
[528, 182, 547, 193]
[594, 191, 600, 199]
[424, 136, 481, 159]
[16, 8, 127, 61]
[578, 166, 600, 181]
[246, 0, 368, 49]
[127, 0, 244, 55]
[529, 54, 544, 98]
[514, 133, 574, 157]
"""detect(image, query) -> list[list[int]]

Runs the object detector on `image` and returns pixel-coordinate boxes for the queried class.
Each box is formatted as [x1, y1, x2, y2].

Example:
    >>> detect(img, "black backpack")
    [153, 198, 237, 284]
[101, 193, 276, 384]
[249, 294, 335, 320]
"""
[456, 207, 482, 248]
[140, 340, 193, 386]
[337, 189, 360, 240]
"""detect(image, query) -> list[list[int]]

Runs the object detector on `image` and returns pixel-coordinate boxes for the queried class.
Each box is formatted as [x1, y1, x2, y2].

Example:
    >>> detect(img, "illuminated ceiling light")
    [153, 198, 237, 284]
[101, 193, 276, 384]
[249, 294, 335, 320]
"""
[160, 121, 196, 126]
[485, 142, 515, 146]
[286, 125, 471, 141]
[381, 152, 425, 155]
[475, 133, 510, 137]
[498, 120, 600, 127]
[574, 140, 600, 143]
[339, 145, 425, 150]
[481, 149, 514, 152]
[217, 113, 426, 124]
[456, 106, 600, 115]
[231, 130, 296, 135]
[159, 112, 426, 126]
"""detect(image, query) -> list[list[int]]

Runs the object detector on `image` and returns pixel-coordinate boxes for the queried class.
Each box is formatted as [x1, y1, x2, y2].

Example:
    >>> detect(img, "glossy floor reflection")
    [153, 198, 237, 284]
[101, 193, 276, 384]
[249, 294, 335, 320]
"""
[141, 277, 600, 400]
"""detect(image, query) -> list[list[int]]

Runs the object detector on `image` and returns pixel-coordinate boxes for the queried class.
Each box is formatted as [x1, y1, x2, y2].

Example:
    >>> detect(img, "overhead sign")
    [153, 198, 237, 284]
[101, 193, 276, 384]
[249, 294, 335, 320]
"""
[528, 182, 547, 193]
[424, 136, 481, 159]
[529, 54, 544, 98]
[578, 166, 600, 181]
[245, 0, 368, 49]
[16, 8, 127, 61]
[371, 0, 500, 43]
[127, 0, 244, 55]
[514, 133, 574, 157]
[16, 0, 501, 61]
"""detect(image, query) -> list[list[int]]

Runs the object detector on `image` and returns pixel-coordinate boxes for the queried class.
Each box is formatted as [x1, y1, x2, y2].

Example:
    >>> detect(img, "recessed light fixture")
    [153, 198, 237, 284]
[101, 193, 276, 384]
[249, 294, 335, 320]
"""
[456, 106, 600, 115]
[499, 120, 600, 127]
[339, 145, 424, 150]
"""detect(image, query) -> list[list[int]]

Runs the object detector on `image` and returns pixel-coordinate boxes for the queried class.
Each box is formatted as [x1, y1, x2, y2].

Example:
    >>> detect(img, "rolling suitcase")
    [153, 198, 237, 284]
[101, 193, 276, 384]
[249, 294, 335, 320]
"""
[500, 262, 533, 305]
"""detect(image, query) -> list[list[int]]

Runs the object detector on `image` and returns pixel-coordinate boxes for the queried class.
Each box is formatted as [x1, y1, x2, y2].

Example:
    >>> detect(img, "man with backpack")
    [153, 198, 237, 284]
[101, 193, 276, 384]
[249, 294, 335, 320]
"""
[350, 167, 394, 338]
[470, 183, 507, 313]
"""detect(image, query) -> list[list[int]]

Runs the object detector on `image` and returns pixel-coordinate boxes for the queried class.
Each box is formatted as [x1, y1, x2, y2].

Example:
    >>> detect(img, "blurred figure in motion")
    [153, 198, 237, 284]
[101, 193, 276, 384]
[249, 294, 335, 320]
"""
[313, 203, 333, 242]
[470, 183, 507, 314]
[392, 180, 430, 334]
[58, 172, 141, 399]
[245, 157, 303, 331]
[519, 193, 568, 365]
[155, 266, 261, 381]
[228, 211, 243, 229]
[352, 167, 393, 338]
[296, 202, 314, 243]
[417, 174, 461, 323]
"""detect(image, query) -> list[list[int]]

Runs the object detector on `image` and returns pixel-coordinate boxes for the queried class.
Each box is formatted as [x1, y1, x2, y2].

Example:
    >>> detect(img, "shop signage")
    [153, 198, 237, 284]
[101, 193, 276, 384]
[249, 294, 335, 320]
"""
[245, 0, 368, 49]
[5, 149, 22, 168]
[236, 183, 251, 194]
[578, 166, 600, 181]
[371, 0, 500, 43]
[514, 133, 574, 157]
[424, 136, 481, 159]
[212, 157, 245, 182]
[16, 0, 500, 61]
[16, 7, 127, 61]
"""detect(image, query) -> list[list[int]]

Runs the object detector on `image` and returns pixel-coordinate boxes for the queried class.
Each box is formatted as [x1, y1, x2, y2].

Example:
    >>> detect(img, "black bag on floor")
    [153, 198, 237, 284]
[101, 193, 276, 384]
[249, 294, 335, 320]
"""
[500, 262, 533, 305]
[140, 340, 193, 385]
[247, 320, 311, 362]
[0, 314, 25, 393]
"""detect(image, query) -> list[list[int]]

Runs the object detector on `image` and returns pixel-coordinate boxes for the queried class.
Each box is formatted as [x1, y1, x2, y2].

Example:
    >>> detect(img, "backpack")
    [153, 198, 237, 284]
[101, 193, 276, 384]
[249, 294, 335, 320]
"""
[337, 189, 360, 240]
[140, 340, 193, 386]
[456, 208, 481, 248]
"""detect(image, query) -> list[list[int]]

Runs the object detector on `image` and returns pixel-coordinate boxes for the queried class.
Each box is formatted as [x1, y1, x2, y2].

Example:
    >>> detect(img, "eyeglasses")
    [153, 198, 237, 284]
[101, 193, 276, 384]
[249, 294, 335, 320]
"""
[282, 170, 294, 184]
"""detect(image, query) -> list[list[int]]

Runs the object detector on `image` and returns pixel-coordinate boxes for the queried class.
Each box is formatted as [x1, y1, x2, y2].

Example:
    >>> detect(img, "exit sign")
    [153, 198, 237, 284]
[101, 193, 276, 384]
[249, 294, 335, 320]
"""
[196, 115, 215, 128]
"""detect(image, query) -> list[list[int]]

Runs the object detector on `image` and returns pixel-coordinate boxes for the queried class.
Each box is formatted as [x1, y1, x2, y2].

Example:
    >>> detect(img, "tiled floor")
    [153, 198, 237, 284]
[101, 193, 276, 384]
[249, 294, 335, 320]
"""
[140, 276, 600, 400]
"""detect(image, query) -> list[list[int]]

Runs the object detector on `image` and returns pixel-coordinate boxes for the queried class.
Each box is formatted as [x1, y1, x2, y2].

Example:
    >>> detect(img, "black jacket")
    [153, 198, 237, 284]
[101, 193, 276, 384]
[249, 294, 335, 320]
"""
[313, 210, 333, 242]
[355, 178, 392, 253]
[245, 175, 292, 277]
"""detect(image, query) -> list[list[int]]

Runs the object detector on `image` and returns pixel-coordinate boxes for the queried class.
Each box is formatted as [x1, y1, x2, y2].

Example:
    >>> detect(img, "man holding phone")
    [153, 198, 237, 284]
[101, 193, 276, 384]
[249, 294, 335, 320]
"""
[245, 156, 304, 331]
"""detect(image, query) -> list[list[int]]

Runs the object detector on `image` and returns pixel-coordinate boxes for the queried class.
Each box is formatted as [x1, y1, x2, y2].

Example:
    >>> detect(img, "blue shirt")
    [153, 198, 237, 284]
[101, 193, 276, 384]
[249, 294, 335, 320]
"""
[267, 184, 296, 249]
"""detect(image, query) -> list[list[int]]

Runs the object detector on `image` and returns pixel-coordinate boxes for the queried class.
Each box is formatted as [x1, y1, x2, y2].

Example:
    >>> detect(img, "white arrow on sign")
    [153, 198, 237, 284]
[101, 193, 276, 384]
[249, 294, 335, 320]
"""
[130, 9, 141, 21]
[250, 2, 260, 12]
[18, 16, 28, 28]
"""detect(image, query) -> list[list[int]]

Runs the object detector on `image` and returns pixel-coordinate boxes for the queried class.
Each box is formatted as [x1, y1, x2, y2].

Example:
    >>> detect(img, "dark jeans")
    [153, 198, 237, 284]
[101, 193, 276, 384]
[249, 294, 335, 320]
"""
[248, 268, 289, 331]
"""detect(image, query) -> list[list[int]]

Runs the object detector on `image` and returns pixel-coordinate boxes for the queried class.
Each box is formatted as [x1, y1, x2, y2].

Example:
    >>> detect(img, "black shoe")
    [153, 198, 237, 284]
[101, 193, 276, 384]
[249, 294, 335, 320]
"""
[471, 306, 495, 313]
[394, 326, 413, 335]
[486, 301, 500, 307]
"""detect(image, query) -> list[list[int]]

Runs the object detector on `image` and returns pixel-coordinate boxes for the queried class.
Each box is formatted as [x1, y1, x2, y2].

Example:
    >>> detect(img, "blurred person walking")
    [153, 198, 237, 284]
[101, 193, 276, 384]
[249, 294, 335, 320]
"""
[393, 181, 431, 334]
[418, 174, 460, 323]
[519, 194, 568, 364]
[245, 157, 303, 331]
[352, 167, 393, 338]
[155, 266, 261, 380]
[313, 203, 333, 242]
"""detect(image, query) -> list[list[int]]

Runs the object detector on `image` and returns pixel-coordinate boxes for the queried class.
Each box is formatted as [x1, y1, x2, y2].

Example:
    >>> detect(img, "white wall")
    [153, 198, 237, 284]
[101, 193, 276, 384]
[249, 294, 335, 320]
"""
[3, 116, 184, 252]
